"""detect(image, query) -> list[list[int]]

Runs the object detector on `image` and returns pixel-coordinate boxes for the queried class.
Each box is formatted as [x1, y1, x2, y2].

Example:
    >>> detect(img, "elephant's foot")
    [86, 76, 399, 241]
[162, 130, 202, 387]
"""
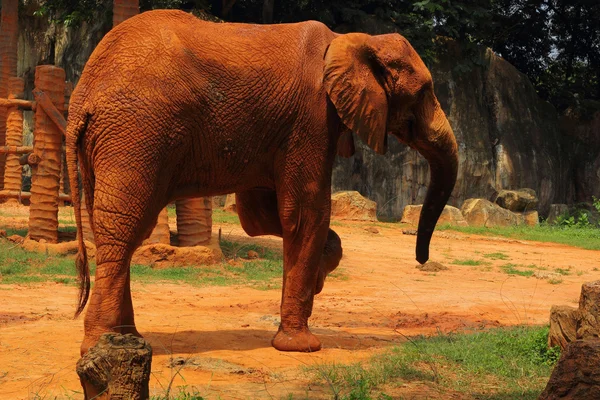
[272, 326, 322, 352]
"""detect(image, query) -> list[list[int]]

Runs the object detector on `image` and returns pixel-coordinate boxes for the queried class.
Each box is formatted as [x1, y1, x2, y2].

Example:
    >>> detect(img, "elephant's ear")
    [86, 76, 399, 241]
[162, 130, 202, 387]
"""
[324, 33, 388, 155]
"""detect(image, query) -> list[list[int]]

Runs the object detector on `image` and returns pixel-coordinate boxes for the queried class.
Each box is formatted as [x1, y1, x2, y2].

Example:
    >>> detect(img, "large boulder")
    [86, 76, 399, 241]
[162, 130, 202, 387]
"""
[515, 210, 539, 226]
[401, 204, 468, 227]
[461, 198, 519, 227]
[331, 191, 377, 221]
[494, 188, 538, 212]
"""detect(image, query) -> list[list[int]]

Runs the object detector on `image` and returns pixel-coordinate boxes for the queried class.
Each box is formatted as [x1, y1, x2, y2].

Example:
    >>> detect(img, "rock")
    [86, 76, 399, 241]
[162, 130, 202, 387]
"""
[21, 238, 96, 257]
[6, 235, 23, 244]
[577, 281, 600, 341]
[364, 226, 379, 234]
[460, 198, 519, 227]
[416, 262, 448, 272]
[223, 194, 237, 213]
[548, 305, 580, 350]
[539, 340, 600, 400]
[547, 204, 569, 224]
[515, 210, 539, 226]
[401, 204, 468, 227]
[494, 188, 539, 212]
[402, 229, 417, 235]
[330, 191, 377, 221]
[132, 240, 223, 269]
[247, 250, 259, 259]
[212, 195, 227, 208]
[332, 42, 567, 220]
[0, 229, 6, 237]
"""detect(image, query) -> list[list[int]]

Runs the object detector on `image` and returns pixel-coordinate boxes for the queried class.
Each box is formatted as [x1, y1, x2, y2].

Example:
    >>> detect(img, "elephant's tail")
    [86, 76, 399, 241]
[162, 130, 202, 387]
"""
[66, 111, 91, 318]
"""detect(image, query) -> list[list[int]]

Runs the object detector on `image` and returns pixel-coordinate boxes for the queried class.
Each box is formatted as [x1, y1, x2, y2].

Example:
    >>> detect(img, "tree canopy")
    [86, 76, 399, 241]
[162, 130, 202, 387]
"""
[20, 0, 600, 114]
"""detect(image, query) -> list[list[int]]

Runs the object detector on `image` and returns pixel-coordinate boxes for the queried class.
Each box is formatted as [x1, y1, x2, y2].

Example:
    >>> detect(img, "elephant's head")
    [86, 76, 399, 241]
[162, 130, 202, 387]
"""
[324, 33, 459, 264]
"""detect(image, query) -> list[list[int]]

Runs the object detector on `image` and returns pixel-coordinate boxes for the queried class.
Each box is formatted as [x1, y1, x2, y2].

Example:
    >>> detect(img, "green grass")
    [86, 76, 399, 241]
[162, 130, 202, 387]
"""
[166, 205, 240, 225]
[451, 258, 488, 266]
[0, 236, 283, 288]
[437, 223, 600, 250]
[500, 263, 536, 277]
[306, 326, 559, 399]
[483, 252, 510, 260]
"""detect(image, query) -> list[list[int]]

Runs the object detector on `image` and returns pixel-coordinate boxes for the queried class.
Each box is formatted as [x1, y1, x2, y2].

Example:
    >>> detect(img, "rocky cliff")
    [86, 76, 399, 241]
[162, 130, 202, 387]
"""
[11, 7, 597, 219]
[333, 42, 572, 219]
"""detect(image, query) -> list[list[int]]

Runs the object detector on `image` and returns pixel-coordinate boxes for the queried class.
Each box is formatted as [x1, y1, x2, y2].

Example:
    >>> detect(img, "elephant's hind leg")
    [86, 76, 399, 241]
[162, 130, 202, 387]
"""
[81, 175, 166, 355]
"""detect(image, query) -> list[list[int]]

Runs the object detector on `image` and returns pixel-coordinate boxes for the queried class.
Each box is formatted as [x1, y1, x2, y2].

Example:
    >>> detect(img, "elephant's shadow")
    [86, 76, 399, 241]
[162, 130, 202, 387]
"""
[143, 327, 402, 356]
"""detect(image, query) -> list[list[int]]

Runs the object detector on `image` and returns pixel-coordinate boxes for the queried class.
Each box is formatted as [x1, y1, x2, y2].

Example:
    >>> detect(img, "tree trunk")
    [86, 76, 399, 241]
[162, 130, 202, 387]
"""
[262, 0, 274, 23]
[0, 0, 19, 190]
[77, 333, 152, 400]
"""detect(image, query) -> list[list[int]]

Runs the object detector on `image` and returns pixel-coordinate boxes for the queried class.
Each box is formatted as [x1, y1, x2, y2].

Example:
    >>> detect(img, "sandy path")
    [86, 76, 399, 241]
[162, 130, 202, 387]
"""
[1, 213, 599, 399]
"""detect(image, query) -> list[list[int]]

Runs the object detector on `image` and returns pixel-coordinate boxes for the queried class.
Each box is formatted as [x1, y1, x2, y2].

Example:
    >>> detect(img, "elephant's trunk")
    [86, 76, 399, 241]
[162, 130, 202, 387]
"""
[412, 93, 458, 264]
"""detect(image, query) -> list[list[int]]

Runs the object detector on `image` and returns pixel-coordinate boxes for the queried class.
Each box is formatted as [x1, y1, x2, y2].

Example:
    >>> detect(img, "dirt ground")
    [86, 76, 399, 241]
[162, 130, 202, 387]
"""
[1, 205, 599, 399]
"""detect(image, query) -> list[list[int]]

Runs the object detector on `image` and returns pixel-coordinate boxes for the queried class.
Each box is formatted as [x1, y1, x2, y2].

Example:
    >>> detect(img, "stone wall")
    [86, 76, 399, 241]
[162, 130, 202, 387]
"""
[333, 42, 574, 219]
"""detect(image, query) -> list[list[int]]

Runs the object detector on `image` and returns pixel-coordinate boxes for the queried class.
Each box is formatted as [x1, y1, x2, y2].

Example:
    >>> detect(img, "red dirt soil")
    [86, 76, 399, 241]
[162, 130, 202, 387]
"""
[1, 205, 599, 399]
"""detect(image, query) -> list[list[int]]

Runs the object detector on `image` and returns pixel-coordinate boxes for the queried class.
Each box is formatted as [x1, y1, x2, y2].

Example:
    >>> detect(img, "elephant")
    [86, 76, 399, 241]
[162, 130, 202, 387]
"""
[66, 9, 458, 357]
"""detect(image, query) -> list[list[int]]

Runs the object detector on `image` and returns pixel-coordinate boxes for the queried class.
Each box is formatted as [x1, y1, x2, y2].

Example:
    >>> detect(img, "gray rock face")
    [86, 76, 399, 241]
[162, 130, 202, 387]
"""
[494, 188, 539, 212]
[333, 42, 570, 220]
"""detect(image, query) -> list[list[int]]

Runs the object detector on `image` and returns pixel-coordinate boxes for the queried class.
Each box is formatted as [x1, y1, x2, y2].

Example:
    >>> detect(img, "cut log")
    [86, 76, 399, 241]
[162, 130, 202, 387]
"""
[577, 280, 600, 340]
[548, 305, 580, 350]
[539, 340, 600, 400]
[76, 333, 152, 400]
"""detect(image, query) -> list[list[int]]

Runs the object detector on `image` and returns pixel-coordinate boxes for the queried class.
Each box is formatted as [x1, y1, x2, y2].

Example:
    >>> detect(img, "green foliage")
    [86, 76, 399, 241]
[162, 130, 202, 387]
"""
[483, 252, 509, 260]
[500, 263, 535, 277]
[307, 326, 558, 398]
[451, 258, 487, 266]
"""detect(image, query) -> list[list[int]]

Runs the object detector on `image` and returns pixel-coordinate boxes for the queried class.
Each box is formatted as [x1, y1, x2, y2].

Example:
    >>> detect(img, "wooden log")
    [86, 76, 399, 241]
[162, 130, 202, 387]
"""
[76, 333, 152, 400]
[548, 305, 580, 350]
[0, 190, 70, 201]
[0, 97, 34, 110]
[577, 280, 600, 340]
[539, 340, 600, 400]
[33, 88, 67, 136]
[0, 145, 33, 154]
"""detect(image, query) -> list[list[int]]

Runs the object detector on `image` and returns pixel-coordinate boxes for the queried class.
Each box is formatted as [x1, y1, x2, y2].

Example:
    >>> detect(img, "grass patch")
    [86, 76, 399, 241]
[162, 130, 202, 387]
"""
[554, 267, 572, 276]
[548, 278, 564, 285]
[483, 252, 510, 260]
[306, 326, 558, 399]
[500, 263, 535, 277]
[0, 236, 283, 289]
[451, 258, 488, 266]
[437, 223, 600, 250]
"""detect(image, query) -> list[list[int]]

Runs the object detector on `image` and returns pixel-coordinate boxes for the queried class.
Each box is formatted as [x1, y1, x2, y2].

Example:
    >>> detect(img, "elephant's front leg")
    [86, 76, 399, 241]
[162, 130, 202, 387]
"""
[273, 199, 330, 352]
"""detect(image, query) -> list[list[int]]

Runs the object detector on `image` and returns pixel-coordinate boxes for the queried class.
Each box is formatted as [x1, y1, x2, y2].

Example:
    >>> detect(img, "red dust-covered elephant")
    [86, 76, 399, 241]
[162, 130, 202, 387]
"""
[66, 10, 458, 356]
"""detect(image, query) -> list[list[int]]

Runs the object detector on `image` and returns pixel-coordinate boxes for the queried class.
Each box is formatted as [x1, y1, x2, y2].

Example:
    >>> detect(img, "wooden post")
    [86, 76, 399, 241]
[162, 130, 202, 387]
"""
[77, 333, 152, 400]
[0, 0, 19, 189]
[29, 66, 65, 243]
[176, 197, 212, 246]
[113, 0, 139, 27]
[2, 77, 24, 202]
[143, 208, 170, 245]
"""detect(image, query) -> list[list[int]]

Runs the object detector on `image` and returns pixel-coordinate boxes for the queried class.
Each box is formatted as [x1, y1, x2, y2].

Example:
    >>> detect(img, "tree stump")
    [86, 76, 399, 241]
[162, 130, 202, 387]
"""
[577, 280, 600, 340]
[548, 305, 580, 350]
[539, 340, 600, 399]
[76, 333, 152, 400]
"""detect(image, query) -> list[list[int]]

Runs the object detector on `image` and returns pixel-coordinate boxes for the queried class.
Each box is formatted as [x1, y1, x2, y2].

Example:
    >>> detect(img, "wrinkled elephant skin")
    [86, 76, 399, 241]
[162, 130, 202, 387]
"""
[66, 10, 459, 355]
